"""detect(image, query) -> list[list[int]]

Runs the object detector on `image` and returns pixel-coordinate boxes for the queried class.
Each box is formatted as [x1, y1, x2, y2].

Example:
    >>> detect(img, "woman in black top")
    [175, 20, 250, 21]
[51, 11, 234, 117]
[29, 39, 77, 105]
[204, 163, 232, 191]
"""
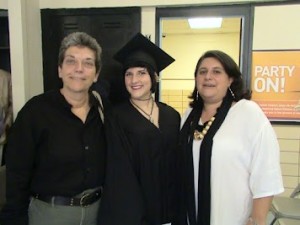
[0, 32, 106, 225]
[98, 33, 181, 225]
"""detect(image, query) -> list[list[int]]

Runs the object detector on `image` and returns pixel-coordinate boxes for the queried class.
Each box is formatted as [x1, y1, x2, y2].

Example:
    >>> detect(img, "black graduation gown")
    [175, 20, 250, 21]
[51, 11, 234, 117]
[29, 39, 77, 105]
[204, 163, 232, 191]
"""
[98, 111, 144, 225]
[99, 100, 180, 225]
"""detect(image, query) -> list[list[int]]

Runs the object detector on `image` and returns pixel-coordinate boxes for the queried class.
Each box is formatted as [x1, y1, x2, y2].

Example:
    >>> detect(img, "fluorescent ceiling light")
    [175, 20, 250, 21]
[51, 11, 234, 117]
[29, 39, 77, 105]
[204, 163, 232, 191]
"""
[188, 17, 223, 29]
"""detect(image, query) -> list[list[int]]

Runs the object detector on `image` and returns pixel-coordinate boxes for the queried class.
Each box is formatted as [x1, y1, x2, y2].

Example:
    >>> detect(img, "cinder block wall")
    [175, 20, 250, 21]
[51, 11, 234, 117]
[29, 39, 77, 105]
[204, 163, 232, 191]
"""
[273, 125, 300, 197]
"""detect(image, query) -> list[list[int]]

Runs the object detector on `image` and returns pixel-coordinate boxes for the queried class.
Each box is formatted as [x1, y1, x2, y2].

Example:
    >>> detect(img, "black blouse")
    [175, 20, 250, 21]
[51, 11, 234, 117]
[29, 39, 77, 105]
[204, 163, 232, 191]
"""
[1, 90, 106, 221]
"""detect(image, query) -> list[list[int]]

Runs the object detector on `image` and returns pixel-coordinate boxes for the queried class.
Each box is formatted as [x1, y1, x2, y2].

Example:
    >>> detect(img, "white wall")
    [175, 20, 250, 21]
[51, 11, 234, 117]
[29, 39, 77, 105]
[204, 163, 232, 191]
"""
[3, 0, 43, 118]
[0, 0, 283, 11]
[253, 4, 300, 50]
[161, 33, 240, 90]
[0, 0, 7, 9]
[38, 0, 281, 9]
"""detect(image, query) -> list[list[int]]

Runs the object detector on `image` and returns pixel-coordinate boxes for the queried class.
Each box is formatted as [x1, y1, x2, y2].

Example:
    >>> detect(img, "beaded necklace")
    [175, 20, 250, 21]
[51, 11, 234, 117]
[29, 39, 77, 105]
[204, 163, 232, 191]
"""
[193, 116, 215, 140]
[130, 98, 154, 123]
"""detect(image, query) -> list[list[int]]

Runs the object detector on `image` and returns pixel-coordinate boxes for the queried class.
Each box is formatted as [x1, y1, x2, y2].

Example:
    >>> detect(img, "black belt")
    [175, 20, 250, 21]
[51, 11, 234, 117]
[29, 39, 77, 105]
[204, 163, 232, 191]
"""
[33, 189, 102, 207]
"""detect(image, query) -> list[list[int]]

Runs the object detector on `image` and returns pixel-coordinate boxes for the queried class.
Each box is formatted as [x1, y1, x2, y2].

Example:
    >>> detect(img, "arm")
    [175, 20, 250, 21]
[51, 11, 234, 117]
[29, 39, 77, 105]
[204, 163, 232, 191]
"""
[0, 103, 37, 225]
[0, 70, 13, 144]
[247, 196, 273, 225]
[4, 79, 13, 132]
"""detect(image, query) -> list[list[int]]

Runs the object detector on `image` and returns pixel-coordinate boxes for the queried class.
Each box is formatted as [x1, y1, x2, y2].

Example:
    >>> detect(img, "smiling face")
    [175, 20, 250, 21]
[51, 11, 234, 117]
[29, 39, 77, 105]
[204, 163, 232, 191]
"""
[124, 67, 152, 100]
[58, 46, 98, 94]
[196, 57, 233, 104]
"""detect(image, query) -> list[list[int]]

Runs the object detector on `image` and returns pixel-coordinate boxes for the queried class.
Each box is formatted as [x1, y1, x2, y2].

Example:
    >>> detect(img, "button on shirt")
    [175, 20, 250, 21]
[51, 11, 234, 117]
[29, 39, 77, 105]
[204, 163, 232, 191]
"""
[3, 90, 106, 212]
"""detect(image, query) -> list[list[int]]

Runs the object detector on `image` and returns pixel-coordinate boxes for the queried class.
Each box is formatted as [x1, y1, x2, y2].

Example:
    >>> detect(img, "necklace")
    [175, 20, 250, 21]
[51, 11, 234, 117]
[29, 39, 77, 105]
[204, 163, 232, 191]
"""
[130, 98, 154, 123]
[193, 116, 215, 140]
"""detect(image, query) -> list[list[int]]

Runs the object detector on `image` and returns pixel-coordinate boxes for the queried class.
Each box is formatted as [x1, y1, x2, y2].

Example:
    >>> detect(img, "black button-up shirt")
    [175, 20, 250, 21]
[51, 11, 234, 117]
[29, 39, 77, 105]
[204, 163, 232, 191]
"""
[3, 90, 106, 214]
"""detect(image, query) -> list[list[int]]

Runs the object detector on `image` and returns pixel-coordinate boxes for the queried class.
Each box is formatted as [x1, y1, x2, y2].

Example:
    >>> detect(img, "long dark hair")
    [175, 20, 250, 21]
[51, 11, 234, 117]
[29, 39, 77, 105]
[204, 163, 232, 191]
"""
[189, 50, 251, 108]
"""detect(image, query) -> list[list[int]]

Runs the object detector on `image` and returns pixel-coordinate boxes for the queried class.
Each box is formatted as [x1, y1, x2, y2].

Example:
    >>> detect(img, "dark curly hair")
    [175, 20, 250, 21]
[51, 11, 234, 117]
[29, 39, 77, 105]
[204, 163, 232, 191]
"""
[189, 50, 251, 108]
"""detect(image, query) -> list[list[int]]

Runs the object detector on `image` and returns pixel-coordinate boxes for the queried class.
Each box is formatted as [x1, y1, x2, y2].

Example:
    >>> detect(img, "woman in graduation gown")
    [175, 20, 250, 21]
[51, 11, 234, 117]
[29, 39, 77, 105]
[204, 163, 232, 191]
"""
[98, 33, 181, 225]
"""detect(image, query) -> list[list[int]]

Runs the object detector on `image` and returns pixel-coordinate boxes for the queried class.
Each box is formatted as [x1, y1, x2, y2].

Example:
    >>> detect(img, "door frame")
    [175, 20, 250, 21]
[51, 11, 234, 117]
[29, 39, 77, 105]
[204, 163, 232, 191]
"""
[155, 4, 254, 90]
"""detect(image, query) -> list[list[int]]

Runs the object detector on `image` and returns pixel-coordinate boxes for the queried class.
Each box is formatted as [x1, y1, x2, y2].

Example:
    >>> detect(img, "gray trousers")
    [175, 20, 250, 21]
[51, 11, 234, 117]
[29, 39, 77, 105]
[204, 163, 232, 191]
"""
[28, 197, 100, 225]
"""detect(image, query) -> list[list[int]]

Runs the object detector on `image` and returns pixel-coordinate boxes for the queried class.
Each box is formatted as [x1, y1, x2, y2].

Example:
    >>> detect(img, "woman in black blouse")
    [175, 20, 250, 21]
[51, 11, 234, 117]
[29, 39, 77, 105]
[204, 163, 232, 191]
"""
[0, 32, 106, 225]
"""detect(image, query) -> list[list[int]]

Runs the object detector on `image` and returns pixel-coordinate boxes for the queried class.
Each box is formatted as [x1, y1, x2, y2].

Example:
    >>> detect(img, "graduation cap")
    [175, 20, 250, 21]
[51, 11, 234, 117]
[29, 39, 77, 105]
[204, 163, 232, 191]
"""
[114, 33, 175, 73]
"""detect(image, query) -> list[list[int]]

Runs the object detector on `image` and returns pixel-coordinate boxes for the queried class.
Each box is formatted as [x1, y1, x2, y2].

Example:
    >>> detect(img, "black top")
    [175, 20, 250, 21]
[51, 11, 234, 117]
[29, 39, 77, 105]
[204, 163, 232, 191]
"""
[113, 100, 180, 224]
[0, 90, 106, 223]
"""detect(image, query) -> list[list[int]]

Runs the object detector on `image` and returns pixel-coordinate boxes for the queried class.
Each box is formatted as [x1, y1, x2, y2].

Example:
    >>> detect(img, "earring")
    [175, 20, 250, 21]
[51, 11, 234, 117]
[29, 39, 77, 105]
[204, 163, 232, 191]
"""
[229, 87, 235, 99]
[196, 91, 199, 101]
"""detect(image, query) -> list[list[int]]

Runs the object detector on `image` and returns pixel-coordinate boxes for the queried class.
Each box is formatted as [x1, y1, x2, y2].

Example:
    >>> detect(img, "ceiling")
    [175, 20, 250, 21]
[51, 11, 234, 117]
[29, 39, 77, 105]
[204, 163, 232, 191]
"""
[161, 17, 241, 36]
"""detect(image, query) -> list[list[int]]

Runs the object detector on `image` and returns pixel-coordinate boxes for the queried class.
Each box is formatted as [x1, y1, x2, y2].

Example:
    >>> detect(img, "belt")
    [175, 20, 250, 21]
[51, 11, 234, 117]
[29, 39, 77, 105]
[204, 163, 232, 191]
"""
[33, 189, 102, 207]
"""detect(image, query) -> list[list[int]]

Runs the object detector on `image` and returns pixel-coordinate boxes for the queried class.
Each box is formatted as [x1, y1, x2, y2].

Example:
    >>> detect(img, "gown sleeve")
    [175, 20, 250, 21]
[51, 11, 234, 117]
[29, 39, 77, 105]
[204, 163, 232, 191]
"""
[98, 111, 145, 225]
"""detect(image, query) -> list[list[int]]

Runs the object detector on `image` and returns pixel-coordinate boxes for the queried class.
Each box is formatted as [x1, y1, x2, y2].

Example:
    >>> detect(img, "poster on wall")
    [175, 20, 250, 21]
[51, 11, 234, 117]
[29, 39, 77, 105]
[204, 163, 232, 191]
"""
[251, 50, 300, 122]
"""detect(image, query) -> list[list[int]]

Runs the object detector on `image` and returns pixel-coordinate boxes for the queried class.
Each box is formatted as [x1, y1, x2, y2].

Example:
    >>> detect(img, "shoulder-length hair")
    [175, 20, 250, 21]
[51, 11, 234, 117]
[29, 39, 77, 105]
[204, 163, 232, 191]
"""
[189, 50, 251, 108]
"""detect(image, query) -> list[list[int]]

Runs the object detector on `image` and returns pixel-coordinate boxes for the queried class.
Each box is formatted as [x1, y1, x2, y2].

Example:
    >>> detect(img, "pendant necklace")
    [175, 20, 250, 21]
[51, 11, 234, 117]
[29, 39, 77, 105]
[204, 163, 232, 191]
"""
[193, 116, 215, 140]
[130, 98, 154, 123]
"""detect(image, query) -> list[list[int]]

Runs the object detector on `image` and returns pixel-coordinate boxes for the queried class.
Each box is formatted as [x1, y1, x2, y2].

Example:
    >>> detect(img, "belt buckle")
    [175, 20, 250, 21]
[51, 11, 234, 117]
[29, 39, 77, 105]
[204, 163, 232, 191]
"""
[79, 193, 90, 207]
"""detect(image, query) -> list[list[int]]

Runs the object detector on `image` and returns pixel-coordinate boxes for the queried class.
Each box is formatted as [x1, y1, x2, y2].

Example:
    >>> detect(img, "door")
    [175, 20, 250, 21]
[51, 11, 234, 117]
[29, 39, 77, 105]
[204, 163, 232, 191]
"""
[156, 4, 253, 114]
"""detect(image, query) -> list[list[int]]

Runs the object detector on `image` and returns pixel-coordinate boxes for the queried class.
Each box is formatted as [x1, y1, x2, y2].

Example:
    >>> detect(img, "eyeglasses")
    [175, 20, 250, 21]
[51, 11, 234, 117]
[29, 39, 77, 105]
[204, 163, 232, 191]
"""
[63, 56, 95, 69]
